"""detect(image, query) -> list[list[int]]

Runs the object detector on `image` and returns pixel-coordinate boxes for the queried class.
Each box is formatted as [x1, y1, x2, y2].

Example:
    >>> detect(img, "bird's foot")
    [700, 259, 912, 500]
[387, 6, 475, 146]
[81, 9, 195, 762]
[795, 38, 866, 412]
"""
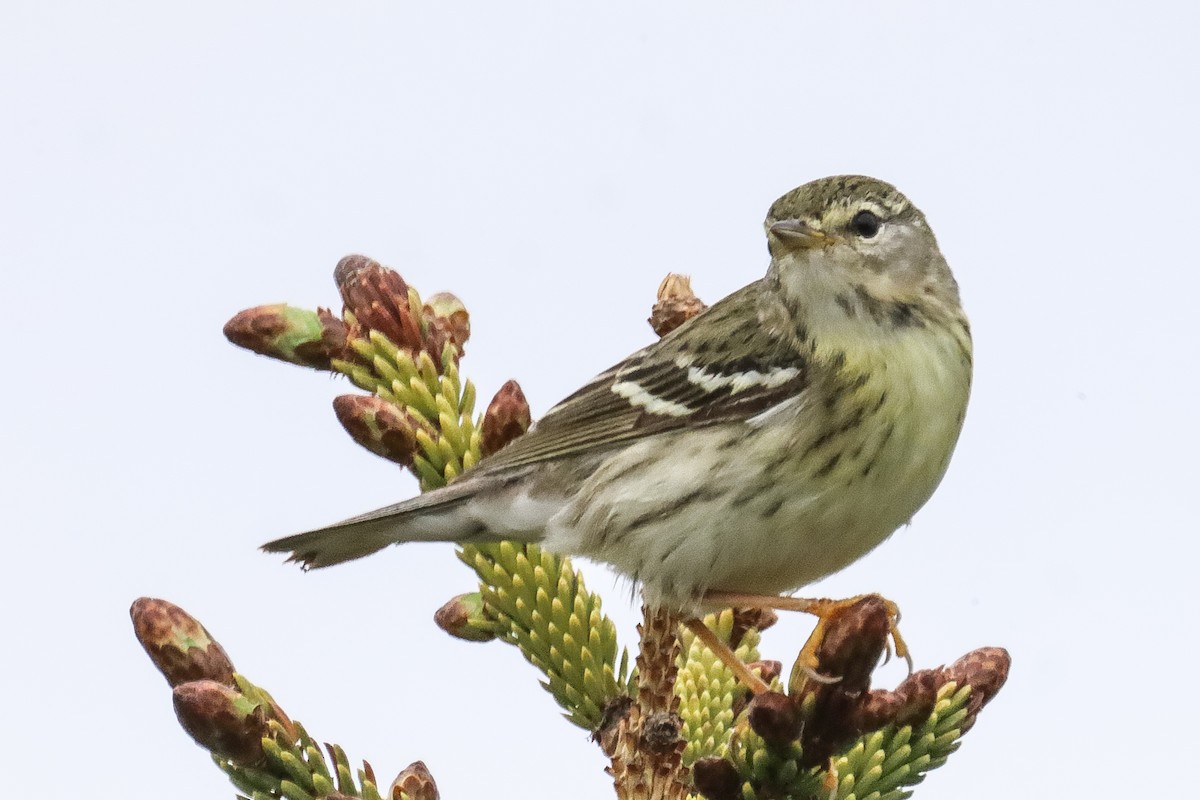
[697, 591, 911, 693]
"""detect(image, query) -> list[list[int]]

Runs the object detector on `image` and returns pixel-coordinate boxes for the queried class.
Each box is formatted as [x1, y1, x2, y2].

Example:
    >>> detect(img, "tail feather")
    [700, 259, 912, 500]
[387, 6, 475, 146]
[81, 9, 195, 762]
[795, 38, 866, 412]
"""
[261, 499, 465, 569]
[262, 472, 551, 569]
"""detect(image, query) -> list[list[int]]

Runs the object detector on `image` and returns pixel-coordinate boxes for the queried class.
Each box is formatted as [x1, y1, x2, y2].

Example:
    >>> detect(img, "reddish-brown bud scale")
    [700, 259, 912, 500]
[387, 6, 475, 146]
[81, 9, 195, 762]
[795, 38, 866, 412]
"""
[172, 680, 267, 765]
[433, 593, 499, 642]
[691, 756, 742, 800]
[787, 595, 895, 765]
[945, 646, 1011, 718]
[223, 304, 333, 370]
[317, 306, 351, 362]
[422, 292, 471, 361]
[130, 598, 235, 688]
[649, 273, 708, 337]
[747, 691, 802, 745]
[810, 595, 891, 693]
[333, 394, 422, 466]
[481, 379, 532, 456]
[856, 668, 944, 731]
[853, 688, 906, 731]
[891, 668, 944, 726]
[389, 760, 440, 800]
[335, 255, 424, 353]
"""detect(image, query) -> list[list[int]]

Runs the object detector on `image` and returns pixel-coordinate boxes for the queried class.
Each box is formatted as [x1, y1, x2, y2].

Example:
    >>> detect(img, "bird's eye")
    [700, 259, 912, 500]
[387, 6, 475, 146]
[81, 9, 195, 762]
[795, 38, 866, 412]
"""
[849, 210, 882, 239]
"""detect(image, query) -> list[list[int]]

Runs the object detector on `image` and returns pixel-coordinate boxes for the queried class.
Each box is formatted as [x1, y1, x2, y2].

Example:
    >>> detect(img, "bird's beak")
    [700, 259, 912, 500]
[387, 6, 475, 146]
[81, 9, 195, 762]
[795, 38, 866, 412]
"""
[769, 219, 838, 250]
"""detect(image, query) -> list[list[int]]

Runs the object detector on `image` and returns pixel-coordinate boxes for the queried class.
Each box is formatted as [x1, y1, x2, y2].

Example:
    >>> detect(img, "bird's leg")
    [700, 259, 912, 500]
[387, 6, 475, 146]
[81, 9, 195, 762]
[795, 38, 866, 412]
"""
[682, 618, 773, 696]
[700, 591, 913, 683]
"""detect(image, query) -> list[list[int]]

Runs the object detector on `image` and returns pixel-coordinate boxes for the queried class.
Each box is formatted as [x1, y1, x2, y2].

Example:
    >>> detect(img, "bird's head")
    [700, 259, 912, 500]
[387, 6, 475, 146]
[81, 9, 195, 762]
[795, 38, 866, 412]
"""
[764, 176, 961, 318]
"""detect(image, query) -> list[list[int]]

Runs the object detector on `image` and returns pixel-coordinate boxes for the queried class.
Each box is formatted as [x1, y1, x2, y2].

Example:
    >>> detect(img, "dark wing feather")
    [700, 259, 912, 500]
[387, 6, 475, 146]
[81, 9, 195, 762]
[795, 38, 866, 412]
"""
[474, 280, 811, 473]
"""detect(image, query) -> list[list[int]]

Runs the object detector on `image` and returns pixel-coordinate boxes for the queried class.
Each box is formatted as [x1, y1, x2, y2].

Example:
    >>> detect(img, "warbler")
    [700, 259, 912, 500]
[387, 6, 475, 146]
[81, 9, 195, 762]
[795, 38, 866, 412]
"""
[264, 175, 972, 621]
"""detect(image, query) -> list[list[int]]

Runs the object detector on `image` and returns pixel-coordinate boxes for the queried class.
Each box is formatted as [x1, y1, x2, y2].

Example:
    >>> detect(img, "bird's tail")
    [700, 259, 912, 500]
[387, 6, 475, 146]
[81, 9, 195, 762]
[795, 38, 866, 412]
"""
[262, 476, 536, 569]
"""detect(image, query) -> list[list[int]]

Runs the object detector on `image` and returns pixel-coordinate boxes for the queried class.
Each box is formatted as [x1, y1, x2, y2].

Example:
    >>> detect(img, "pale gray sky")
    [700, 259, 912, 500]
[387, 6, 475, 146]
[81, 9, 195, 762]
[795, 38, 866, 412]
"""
[3, 2, 1197, 798]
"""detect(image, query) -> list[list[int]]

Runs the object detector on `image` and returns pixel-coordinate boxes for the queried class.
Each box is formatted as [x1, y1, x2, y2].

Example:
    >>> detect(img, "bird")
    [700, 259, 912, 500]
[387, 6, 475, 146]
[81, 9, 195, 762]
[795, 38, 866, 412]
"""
[263, 175, 972, 690]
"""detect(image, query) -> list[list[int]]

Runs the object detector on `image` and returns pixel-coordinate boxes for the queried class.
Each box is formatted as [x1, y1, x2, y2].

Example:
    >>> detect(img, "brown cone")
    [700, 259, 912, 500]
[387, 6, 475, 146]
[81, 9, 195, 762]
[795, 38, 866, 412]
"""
[945, 646, 1011, 718]
[223, 304, 333, 370]
[422, 292, 471, 361]
[790, 596, 892, 766]
[649, 274, 708, 336]
[691, 756, 742, 800]
[172, 680, 267, 765]
[333, 394, 422, 466]
[390, 760, 440, 800]
[335, 255, 424, 353]
[130, 598, 235, 688]
[481, 380, 532, 456]
[747, 691, 802, 746]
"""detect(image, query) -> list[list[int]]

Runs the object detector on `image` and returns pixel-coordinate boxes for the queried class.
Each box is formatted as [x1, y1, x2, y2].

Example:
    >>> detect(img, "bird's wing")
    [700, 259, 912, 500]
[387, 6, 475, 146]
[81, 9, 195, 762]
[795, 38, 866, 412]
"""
[260, 279, 811, 569]
[476, 280, 810, 473]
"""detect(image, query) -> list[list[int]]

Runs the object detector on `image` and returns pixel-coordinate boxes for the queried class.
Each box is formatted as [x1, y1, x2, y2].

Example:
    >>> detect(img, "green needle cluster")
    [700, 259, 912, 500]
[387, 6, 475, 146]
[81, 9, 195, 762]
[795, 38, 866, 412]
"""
[459, 541, 632, 730]
[218, 719, 384, 800]
[334, 329, 481, 489]
[828, 682, 971, 800]
[676, 611, 764, 766]
[725, 681, 974, 800]
[131, 597, 387, 800]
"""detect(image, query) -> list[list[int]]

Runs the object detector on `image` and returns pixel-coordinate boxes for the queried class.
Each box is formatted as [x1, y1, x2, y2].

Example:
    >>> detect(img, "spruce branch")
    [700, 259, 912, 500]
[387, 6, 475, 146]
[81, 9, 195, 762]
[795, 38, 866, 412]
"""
[131, 598, 390, 800]
[135, 255, 1010, 799]
[676, 609, 773, 767]
[228, 255, 636, 730]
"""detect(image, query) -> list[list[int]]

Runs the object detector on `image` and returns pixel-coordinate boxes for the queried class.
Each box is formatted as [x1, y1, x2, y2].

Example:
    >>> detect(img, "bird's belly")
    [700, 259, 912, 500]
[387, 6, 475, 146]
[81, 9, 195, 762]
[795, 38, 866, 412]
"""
[544, 339, 970, 612]
[544, 428, 946, 611]
[701, 420, 950, 601]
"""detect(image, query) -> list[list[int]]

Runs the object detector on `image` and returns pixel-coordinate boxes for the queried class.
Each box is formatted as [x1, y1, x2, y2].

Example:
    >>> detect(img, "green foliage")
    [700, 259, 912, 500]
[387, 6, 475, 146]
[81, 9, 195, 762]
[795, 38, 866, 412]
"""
[460, 542, 632, 730]
[676, 610, 764, 766]
[726, 682, 973, 800]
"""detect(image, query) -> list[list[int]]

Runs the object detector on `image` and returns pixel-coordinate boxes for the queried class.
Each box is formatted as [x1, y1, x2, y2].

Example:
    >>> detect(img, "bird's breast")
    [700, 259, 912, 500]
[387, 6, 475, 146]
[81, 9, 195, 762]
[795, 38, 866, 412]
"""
[544, 320, 972, 612]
